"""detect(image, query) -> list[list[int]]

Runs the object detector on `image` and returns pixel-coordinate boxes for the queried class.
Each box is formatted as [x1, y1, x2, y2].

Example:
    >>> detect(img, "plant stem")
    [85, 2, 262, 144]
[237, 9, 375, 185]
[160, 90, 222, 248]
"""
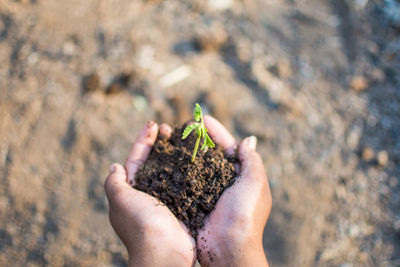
[191, 135, 201, 162]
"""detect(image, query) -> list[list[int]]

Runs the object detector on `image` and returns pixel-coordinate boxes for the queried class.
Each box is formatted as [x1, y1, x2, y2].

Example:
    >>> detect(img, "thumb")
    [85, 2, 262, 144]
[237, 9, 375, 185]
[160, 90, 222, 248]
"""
[104, 163, 129, 201]
[237, 136, 272, 219]
[238, 136, 266, 184]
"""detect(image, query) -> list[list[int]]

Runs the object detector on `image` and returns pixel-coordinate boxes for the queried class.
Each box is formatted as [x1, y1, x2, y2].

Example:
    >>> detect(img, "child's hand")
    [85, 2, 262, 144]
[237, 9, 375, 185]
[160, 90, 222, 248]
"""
[196, 116, 272, 267]
[104, 122, 196, 267]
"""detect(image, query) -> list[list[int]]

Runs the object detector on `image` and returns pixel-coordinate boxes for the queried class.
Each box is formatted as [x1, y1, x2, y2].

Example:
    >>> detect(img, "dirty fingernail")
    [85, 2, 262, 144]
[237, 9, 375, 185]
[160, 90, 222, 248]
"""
[245, 136, 257, 150]
[128, 174, 135, 185]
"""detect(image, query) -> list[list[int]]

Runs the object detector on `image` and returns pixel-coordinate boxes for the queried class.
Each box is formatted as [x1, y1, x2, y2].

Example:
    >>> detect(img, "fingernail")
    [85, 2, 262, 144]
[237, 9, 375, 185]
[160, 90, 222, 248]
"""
[147, 121, 155, 128]
[110, 164, 116, 172]
[245, 136, 257, 150]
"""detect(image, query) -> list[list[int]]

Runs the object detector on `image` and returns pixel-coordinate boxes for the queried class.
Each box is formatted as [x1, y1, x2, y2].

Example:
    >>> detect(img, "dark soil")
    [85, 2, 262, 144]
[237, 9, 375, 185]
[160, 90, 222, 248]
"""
[134, 125, 238, 237]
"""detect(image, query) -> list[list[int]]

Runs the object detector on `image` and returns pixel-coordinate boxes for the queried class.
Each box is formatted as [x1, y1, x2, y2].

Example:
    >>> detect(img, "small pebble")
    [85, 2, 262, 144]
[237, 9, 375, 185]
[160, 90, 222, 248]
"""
[83, 73, 101, 93]
[377, 150, 389, 167]
[208, 0, 232, 10]
[361, 147, 375, 162]
[132, 95, 148, 111]
[350, 76, 368, 92]
[194, 23, 228, 52]
[370, 68, 385, 82]
[106, 82, 123, 95]
[277, 60, 293, 79]
[347, 224, 361, 237]
[63, 40, 76, 56]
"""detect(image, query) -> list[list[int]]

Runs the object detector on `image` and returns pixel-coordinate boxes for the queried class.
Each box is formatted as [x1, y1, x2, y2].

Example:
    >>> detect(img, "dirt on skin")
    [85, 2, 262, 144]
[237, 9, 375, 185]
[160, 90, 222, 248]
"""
[135, 125, 237, 237]
[1, 0, 400, 266]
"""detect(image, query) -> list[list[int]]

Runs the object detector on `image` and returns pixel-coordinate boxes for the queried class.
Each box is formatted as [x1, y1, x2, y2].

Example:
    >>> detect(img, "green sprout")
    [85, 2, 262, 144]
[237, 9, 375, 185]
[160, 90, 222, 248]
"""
[182, 103, 215, 162]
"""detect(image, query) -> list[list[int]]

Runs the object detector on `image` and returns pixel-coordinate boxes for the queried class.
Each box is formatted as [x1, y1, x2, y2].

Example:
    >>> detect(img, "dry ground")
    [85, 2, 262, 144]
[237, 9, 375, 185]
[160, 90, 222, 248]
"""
[0, 0, 399, 266]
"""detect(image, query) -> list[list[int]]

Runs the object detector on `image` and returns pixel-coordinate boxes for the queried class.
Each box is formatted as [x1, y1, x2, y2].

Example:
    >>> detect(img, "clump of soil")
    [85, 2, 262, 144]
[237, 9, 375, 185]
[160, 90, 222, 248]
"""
[83, 72, 101, 93]
[134, 125, 238, 237]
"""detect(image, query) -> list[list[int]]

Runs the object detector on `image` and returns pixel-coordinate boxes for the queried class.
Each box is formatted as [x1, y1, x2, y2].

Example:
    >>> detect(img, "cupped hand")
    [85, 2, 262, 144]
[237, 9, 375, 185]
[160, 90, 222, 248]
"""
[196, 115, 272, 267]
[104, 121, 196, 267]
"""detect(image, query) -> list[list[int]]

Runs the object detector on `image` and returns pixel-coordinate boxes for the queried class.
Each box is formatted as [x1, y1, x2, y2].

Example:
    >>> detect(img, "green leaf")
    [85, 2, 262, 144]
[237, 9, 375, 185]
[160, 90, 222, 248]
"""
[195, 127, 201, 137]
[205, 133, 215, 148]
[182, 123, 199, 139]
[193, 103, 202, 122]
[201, 137, 207, 151]
[201, 127, 207, 138]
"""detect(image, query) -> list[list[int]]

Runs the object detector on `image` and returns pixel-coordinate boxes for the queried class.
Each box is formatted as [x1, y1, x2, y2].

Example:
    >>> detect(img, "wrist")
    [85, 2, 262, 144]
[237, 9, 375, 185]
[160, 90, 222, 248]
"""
[127, 244, 194, 267]
[211, 248, 267, 267]
[206, 230, 267, 267]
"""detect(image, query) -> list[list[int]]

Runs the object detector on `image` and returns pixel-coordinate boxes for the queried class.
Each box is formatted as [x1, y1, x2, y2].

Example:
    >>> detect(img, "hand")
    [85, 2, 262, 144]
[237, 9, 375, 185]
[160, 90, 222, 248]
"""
[104, 121, 196, 267]
[196, 116, 272, 267]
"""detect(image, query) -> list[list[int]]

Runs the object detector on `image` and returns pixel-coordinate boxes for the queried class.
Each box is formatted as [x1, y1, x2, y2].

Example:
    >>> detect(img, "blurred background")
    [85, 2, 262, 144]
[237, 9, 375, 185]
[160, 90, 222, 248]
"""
[0, 0, 399, 266]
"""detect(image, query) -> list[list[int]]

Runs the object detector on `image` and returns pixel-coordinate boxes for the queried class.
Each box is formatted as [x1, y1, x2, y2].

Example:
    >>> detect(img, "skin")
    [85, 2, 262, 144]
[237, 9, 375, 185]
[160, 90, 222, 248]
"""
[104, 116, 272, 267]
[197, 116, 271, 267]
[104, 121, 196, 267]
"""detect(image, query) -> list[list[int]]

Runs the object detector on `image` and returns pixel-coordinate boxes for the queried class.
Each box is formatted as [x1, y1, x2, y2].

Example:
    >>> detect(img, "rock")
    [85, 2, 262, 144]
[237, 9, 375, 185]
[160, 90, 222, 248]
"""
[354, 0, 368, 9]
[367, 42, 380, 55]
[251, 59, 303, 116]
[350, 76, 368, 92]
[63, 40, 76, 56]
[361, 147, 375, 162]
[159, 65, 192, 89]
[346, 126, 362, 150]
[83, 73, 101, 93]
[132, 95, 148, 112]
[320, 239, 351, 261]
[270, 59, 293, 79]
[377, 150, 389, 167]
[106, 72, 134, 95]
[208, 0, 232, 11]
[277, 60, 293, 79]
[194, 22, 228, 52]
[347, 224, 361, 237]
[370, 68, 385, 82]
[236, 39, 252, 63]
[105, 82, 123, 95]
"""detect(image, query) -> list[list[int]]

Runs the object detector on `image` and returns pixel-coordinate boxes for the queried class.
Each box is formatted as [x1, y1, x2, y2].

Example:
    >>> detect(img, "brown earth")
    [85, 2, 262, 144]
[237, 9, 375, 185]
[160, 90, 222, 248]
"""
[135, 126, 237, 237]
[0, 0, 399, 266]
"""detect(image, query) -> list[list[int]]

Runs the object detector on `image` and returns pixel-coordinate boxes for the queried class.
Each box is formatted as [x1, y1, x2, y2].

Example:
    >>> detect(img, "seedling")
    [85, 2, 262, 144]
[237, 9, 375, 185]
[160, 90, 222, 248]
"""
[182, 103, 215, 162]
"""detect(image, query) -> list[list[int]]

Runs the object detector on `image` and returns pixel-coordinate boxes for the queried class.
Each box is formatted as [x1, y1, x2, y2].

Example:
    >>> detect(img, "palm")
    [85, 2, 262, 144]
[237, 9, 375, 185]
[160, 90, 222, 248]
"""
[106, 121, 196, 266]
[196, 116, 271, 265]
[120, 185, 196, 259]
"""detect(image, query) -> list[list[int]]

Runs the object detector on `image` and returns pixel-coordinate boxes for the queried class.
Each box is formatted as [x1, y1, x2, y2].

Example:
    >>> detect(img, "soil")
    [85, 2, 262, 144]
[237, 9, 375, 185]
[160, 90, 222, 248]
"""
[135, 126, 237, 237]
[1, 0, 399, 266]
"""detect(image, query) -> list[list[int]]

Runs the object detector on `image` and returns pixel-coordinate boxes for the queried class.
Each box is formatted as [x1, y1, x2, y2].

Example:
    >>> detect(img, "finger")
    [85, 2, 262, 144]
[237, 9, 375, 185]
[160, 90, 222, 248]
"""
[159, 123, 172, 139]
[204, 115, 237, 156]
[126, 121, 158, 185]
[104, 163, 130, 201]
[238, 136, 267, 185]
[238, 136, 272, 215]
